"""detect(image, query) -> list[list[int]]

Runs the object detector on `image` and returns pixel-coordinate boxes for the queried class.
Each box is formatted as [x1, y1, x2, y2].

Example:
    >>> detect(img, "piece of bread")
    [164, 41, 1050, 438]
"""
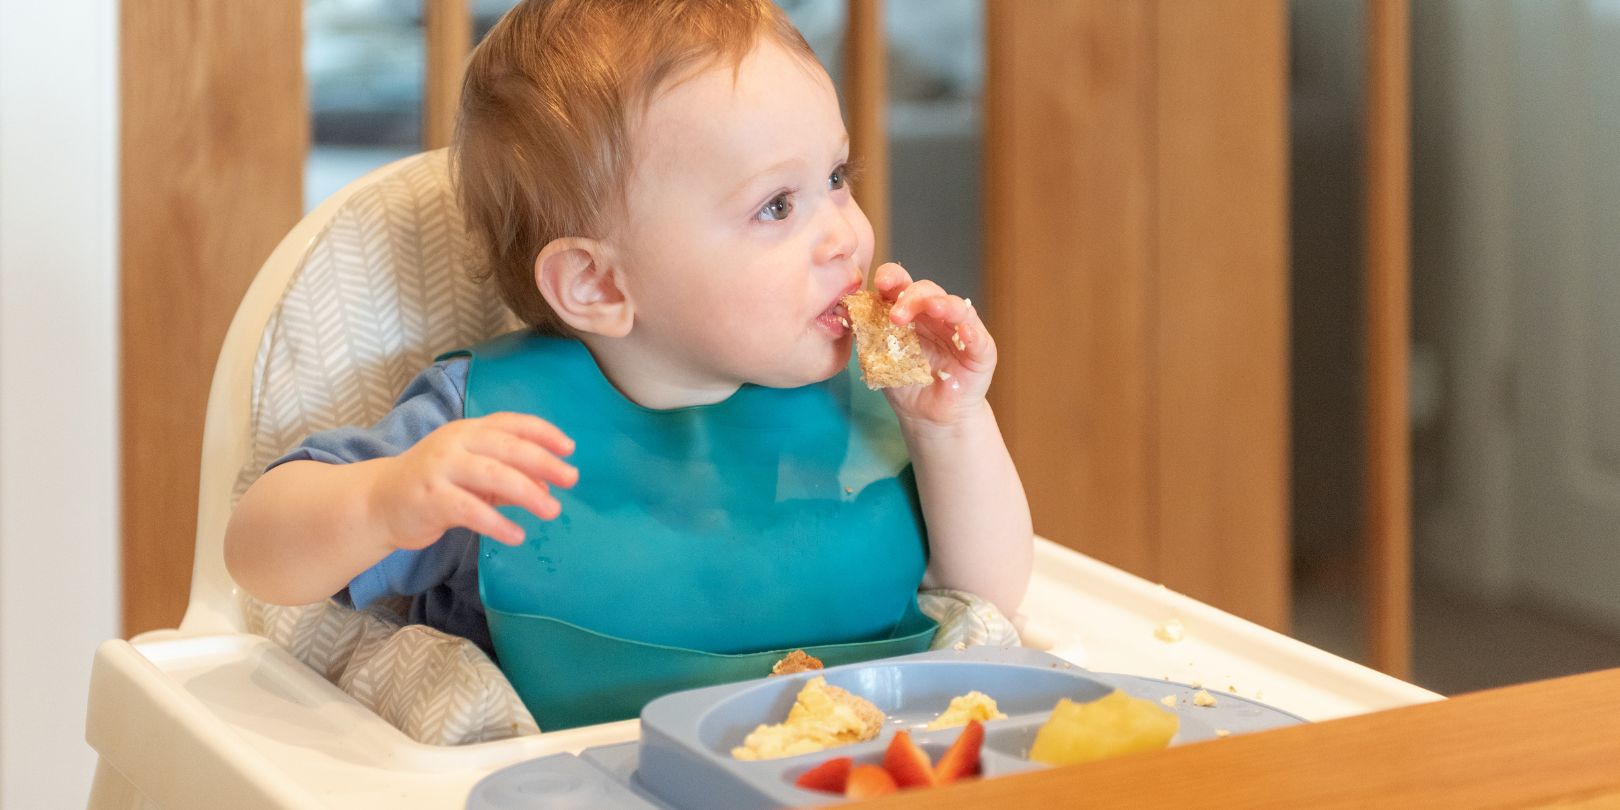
[770, 649, 825, 676]
[815, 681, 886, 738]
[842, 289, 934, 389]
[730, 676, 885, 760]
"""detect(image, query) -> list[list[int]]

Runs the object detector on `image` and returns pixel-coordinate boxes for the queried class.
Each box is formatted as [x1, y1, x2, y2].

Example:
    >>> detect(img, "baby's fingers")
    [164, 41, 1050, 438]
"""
[441, 487, 527, 545]
[886, 279, 953, 325]
[448, 454, 561, 524]
[917, 316, 992, 362]
[482, 411, 576, 458]
[465, 430, 580, 490]
[872, 262, 913, 299]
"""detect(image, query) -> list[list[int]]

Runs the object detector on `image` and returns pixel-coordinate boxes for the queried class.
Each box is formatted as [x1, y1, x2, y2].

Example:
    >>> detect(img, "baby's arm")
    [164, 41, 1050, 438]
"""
[872, 263, 1034, 618]
[225, 413, 577, 606]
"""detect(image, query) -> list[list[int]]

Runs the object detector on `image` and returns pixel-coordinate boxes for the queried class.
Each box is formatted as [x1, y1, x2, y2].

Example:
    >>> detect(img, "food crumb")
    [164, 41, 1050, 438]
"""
[1153, 619, 1185, 643]
[1215, 728, 1231, 738]
[1189, 680, 1202, 689]
[937, 369, 952, 381]
[952, 641, 967, 651]
[1227, 684, 1238, 693]
[1159, 695, 1177, 708]
[950, 330, 966, 351]
[844, 486, 853, 494]
[1192, 689, 1217, 708]
[885, 333, 905, 360]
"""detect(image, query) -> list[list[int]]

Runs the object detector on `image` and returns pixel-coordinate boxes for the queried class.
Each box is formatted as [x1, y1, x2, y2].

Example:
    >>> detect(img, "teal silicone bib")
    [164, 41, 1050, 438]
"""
[458, 332, 936, 730]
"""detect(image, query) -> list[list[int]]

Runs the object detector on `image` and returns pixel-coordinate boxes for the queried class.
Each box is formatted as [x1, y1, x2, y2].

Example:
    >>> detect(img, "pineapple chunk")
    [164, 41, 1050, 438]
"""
[1027, 690, 1179, 766]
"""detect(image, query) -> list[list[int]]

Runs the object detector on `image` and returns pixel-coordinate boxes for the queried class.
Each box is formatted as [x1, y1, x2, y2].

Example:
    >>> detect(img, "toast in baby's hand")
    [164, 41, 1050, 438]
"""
[842, 289, 933, 389]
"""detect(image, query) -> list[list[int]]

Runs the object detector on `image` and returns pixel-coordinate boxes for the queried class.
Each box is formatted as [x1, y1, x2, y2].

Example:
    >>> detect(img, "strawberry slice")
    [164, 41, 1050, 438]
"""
[933, 719, 984, 784]
[794, 756, 854, 794]
[881, 730, 935, 789]
[845, 763, 899, 799]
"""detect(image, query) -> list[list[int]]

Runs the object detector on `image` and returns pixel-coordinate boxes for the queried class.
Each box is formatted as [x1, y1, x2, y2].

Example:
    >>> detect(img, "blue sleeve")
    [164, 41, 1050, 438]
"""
[266, 358, 474, 609]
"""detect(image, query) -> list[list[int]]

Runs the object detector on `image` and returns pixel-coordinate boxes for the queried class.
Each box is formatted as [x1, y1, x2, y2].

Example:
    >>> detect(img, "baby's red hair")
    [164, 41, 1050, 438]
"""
[453, 0, 818, 334]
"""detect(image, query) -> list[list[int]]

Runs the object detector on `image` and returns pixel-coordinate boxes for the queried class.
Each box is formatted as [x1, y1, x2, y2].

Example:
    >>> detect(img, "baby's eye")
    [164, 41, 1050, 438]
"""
[757, 192, 794, 222]
[829, 163, 851, 191]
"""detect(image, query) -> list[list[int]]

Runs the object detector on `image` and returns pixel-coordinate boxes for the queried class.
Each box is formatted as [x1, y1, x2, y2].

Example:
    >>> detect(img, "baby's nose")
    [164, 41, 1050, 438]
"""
[812, 206, 859, 266]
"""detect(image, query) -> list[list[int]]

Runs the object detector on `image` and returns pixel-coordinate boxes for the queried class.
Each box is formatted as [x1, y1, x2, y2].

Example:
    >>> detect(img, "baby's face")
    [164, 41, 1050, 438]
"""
[608, 38, 872, 393]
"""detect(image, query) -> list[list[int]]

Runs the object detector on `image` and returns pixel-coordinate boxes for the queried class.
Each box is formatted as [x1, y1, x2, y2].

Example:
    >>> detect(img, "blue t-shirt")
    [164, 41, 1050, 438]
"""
[267, 358, 491, 655]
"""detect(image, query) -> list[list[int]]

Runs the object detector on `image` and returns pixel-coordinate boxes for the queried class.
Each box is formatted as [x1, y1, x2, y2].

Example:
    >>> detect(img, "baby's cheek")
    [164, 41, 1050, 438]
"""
[856, 221, 876, 267]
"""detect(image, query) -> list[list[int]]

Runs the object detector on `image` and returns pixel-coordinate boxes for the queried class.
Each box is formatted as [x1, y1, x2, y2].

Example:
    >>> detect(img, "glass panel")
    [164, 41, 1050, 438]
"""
[777, 0, 984, 305]
[885, 0, 983, 305]
[777, 0, 846, 78]
[1287, 0, 1367, 665]
[304, 0, 426, 211]
[473, 0, 522, 40]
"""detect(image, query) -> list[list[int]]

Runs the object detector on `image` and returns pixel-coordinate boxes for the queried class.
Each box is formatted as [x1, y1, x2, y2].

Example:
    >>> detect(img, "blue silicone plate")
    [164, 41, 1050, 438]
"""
[467, 647, 1305, 810]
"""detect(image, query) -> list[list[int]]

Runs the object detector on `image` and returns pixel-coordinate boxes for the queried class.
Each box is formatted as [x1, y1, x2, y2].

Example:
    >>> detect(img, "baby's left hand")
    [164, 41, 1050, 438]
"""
[872, 262, 996, 427]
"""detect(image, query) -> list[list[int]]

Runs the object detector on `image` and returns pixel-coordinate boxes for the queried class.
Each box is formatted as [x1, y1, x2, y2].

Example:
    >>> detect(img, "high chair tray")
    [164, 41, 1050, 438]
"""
[465, 647, 1304, 810]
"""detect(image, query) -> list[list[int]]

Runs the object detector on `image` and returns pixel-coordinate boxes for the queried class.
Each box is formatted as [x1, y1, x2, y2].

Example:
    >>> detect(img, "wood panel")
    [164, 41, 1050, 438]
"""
[843, 0, 890, 263]
[1153, 0, 1290, 629]
[985, 1, 1288, 628]
[984, 1, 1157, 576]
[424, 0, 472, 151]
[855, 668, 1620, 809]
[121, 2, 306, 636]
[1365, 0, 1413, 678]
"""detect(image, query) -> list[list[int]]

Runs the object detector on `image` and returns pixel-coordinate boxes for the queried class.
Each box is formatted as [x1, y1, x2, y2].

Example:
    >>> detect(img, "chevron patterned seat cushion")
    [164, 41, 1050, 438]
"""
[234, 150, 1019, 747]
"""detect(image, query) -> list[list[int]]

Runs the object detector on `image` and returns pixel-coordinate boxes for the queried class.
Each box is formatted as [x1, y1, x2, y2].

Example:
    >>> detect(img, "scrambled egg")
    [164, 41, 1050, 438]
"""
[730, 676, 883, 761]
[926, 691, 1008, 730]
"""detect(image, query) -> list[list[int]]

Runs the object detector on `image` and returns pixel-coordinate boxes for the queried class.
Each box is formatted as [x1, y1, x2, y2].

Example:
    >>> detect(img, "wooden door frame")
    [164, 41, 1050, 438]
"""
[985, 0, 1292, 631]
[121, 2, 306, 636]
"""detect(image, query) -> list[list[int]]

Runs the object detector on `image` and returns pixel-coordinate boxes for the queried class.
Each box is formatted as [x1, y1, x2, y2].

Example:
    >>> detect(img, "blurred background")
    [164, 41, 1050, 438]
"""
[7, 0, 1620, 806]
[297, 0, 1620, 696]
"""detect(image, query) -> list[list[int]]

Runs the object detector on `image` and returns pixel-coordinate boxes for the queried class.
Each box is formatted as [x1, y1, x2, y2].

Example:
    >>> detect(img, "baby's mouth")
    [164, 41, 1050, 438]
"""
[817, 300, 853, 334]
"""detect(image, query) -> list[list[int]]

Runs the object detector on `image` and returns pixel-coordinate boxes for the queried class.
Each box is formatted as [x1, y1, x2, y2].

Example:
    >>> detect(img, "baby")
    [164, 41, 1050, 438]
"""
[225, 0, 1032, 728]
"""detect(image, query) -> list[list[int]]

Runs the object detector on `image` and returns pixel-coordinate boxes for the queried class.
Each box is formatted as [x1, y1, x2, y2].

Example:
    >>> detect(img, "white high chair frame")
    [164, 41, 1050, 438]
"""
[84, 155, 1437, 810]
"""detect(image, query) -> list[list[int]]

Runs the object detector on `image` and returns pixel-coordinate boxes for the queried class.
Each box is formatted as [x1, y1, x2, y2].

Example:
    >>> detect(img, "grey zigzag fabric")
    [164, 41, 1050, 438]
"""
[234, 149, 519, 508]
[235, 150, 532, 745]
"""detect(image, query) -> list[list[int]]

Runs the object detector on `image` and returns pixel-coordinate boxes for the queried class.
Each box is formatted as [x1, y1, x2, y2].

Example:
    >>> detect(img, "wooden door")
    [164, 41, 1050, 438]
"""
[121, 2, 306, 635]
[985, 0, 1291, 630]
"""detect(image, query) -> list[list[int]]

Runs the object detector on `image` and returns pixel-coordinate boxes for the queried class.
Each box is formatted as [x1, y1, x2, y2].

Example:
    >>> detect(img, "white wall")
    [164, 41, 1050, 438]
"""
[0, 1, 122, 807]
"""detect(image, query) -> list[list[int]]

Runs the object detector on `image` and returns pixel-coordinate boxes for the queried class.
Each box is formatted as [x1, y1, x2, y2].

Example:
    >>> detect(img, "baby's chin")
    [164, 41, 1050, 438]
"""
[754, 339, 852, 389]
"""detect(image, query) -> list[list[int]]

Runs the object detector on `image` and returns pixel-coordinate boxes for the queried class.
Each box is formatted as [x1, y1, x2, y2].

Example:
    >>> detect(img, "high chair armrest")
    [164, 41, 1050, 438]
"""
[85, 634, 640, 810]
[87, 639, 324, 810]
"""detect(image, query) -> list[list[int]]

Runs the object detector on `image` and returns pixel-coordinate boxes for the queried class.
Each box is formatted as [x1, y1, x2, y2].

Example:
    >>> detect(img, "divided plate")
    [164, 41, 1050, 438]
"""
[469, 647, 1304, 810]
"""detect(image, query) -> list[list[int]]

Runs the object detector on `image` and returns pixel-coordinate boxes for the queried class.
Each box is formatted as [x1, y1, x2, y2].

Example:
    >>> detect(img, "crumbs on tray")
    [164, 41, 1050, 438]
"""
[1153, 618, 1186, 643]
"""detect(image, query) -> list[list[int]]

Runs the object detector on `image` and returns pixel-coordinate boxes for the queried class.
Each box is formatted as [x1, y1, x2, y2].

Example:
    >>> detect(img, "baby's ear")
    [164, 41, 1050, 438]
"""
[534, 237, 633, 337]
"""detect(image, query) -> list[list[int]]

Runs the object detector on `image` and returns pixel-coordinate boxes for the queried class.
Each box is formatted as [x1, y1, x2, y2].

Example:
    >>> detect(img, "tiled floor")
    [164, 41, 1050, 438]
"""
[1292, 563, 1620, 696]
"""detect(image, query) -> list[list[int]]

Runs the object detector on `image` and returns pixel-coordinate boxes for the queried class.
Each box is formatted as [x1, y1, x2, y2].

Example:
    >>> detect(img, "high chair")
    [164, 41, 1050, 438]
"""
[85, 150, 1436, 810]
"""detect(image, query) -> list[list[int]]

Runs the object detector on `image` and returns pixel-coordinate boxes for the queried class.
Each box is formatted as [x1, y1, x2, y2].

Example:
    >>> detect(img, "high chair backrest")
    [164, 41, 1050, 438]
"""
[182, 149, 520, 633]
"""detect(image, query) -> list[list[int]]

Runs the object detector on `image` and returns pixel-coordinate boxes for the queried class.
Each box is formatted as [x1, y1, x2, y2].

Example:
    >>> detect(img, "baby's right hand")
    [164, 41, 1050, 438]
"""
[367, 412, 577, 550]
